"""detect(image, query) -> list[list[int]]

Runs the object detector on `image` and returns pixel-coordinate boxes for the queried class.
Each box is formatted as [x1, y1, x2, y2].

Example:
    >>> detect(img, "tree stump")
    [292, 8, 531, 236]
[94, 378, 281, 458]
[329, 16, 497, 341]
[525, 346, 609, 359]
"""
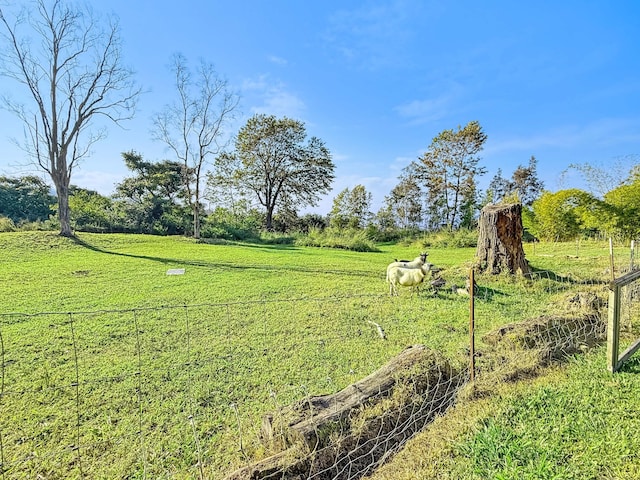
[476, 203, 530, 275]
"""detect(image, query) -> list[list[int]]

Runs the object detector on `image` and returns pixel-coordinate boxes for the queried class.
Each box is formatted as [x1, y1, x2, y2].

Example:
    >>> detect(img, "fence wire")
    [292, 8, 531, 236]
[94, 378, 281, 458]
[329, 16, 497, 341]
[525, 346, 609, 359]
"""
[0, 270, 617, 479]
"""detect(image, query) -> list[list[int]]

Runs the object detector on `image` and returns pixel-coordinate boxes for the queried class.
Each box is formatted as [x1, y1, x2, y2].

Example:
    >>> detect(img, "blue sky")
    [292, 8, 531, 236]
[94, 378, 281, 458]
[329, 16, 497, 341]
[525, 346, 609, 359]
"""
[1, 0, 639, 214]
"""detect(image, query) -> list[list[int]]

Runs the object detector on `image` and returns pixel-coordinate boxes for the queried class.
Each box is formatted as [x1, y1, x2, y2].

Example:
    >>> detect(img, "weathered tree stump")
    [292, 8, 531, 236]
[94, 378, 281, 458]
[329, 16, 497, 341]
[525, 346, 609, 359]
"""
[476, 203, 530, 275]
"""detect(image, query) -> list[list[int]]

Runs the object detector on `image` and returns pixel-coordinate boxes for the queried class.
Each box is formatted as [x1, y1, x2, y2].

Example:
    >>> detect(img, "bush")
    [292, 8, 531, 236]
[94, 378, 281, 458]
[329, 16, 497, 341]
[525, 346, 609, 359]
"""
[295, 227, 379, 252]
[259, 231, 296, 245]
[200, 223, 260, 241]
[413, 228, 478, 249]
[0, 216, 16, 232]
[17, 218, 58, 232]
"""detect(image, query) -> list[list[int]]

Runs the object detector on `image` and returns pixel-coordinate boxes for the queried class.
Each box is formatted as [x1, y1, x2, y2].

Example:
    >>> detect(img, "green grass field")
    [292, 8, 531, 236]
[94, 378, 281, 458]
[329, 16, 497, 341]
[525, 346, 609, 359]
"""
[1, 232, 639, 478]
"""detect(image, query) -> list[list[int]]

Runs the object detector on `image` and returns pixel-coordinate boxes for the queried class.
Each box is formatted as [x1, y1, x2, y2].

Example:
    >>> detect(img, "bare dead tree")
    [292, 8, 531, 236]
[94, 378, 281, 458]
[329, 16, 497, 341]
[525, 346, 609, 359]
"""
[152, 53, 239, 239]
[0, 0, 140, 236]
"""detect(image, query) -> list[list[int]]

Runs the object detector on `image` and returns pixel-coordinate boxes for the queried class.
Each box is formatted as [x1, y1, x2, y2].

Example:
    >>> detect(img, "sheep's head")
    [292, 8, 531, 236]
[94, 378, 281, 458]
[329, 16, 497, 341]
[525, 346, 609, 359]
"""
[421, 263, 433, 274]
[419, 252, 428, 263]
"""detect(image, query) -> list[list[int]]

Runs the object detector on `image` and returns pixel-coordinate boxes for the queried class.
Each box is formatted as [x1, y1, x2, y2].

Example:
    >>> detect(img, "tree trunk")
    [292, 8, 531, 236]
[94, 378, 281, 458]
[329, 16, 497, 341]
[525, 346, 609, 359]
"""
[54, 180, 74, 237]
[193, 207, 200, 239]
[225, 345, 459, 480]
[265, 207, 274, 231]
[476, 203, 529, 275]
[260, 345, 456, 451]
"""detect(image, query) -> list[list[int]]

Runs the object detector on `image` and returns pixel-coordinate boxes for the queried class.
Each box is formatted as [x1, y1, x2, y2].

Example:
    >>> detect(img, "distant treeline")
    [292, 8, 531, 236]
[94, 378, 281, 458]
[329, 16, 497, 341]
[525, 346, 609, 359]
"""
[2, 157, 640, 243]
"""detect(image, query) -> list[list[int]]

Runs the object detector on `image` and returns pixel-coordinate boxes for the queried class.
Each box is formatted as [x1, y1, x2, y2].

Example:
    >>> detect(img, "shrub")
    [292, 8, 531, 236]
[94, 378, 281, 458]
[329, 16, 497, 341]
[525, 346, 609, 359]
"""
[413, 228, 478, 249]
[295, 227, 379, 252]
[259, 231, 296, 245]
[0, 215, 16, 232]
[17, 218, 58, 232]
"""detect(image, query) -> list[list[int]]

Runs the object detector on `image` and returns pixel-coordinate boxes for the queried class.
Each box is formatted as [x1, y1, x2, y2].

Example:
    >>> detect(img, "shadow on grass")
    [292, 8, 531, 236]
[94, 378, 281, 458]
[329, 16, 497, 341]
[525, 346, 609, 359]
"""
[526, 265, 607, 286]
[70, 235, 379, 278]
[618, 355, 640, 374]
[474, 285, 508, 302]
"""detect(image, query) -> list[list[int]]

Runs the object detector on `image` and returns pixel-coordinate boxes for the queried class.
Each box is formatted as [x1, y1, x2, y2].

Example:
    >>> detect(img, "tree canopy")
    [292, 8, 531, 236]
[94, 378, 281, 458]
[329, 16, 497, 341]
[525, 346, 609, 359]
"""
[211, 114, 335, 230]
[113, 152, 190, 235]
[486, 156, 544, 206]
[406, 120, 487, 229]
[384, 176, 423, 229]
[329, 185, 373, 229]
[0, 175, 54, 223]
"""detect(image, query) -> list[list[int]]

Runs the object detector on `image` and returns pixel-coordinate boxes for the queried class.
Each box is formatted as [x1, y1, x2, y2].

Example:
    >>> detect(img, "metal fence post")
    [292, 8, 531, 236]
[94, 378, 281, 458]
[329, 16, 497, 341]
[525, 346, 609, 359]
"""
[607, 283, 621, 372]
[469, 268, 475, 383]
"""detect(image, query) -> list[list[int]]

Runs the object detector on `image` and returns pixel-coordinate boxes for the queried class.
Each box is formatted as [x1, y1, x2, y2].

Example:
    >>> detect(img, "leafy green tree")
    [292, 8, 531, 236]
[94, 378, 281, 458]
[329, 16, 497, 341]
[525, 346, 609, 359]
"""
[329, 185, 372, 229]
[0, 0, 139, 236]
[562, 155, 639, 198]
[68, 187, 114, 232]
[604, 172, 640, 239]
[484, 168, 510, 205]
[409, 121, 487, 229]
[529, 189, 600, 241]
[484, 156, 543, 207]
[152, 53, 239, 239]
[0, 175, 55, 223]
[374, 204, 397, 231]
[512, 156, 544, 206]
[212, 114, 335, 230]
[385, 175, 423, 229]
[202, 203, 263, 240]
[113, 152, 191, 234]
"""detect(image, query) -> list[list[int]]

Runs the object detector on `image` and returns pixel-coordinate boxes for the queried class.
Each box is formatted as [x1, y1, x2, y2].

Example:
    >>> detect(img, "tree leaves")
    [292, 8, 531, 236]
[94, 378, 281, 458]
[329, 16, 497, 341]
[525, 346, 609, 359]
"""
[211, 114, 335, 230]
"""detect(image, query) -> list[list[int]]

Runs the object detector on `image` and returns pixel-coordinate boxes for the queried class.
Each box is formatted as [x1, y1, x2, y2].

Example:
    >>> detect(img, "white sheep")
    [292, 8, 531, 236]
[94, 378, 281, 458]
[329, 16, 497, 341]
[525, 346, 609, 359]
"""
[385, 252, 428, 278]
[386, 262, 433, 296]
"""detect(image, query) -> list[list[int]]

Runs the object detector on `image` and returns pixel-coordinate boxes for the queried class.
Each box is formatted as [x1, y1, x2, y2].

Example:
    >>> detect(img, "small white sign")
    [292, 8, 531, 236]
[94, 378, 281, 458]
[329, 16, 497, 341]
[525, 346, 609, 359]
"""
[166, 268, 185, 275]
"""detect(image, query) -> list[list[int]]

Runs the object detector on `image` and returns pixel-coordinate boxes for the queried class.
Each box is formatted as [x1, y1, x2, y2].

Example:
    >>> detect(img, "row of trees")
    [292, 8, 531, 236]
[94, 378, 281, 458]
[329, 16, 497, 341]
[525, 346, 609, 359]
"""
[4, 151, 640, 241]
[1, 1, 638, 242]
[525, 167, 640, 241]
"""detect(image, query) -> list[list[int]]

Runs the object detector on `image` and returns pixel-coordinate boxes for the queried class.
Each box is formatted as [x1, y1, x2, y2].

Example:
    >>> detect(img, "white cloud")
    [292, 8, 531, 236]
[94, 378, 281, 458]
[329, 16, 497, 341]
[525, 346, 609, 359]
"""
[394, 82, 465, 126]
[267, 55, 288, 66]
[242, 74, 306, 118]
[324, 0, 424, 69]
[395, 96, 450, 125]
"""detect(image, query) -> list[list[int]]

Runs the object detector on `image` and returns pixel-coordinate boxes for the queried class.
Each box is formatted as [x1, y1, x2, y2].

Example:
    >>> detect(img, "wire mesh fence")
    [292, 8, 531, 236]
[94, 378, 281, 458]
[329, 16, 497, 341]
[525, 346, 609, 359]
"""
[0, 268, 618, 479]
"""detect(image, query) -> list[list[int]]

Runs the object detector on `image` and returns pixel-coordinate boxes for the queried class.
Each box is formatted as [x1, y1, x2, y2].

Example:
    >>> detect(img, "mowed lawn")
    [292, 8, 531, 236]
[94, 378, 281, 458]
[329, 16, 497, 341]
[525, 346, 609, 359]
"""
[1, 232, 638, 478]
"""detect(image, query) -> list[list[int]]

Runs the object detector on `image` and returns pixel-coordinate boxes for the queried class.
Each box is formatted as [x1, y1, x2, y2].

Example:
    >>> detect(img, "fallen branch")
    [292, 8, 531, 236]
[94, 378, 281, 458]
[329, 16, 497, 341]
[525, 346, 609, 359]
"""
[366, 320, 386, 339]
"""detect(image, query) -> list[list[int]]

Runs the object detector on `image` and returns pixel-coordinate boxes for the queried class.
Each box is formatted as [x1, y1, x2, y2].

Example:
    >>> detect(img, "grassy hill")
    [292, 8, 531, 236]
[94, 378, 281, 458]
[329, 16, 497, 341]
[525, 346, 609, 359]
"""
[0, 232, 639, 478]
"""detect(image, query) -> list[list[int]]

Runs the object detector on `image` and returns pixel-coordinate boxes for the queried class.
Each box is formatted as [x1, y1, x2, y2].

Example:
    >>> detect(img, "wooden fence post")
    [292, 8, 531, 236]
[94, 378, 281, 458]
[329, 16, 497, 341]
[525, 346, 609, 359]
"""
[607, 269, 640, 372]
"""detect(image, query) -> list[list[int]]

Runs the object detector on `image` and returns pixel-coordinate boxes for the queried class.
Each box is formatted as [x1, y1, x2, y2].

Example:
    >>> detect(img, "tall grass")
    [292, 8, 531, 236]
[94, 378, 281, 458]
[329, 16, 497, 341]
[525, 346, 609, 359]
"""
[294, 227, 380, 252]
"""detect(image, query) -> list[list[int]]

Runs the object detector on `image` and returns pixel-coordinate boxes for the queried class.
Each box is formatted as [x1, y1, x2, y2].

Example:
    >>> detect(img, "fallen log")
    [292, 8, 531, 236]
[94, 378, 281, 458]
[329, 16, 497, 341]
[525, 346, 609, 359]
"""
[261, 344, 442, 451]
[225, 345, 462, 480]
[223, 448, 309, 480]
